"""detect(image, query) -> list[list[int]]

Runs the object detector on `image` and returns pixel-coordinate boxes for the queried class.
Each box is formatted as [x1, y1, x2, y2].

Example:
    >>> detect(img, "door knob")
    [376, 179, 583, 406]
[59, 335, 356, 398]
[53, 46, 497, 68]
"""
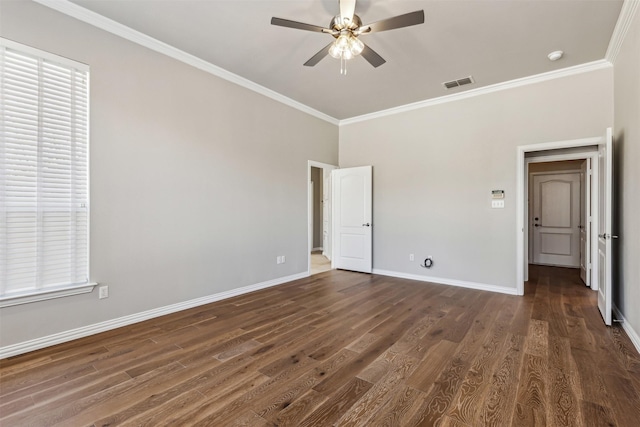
[362, 223, 371, 227]
[599, 233, 619, 239]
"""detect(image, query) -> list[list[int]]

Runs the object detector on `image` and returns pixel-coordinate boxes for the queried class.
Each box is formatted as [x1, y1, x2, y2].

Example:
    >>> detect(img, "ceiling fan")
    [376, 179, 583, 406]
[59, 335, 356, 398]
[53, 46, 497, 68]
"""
[271, 0, 424, 73]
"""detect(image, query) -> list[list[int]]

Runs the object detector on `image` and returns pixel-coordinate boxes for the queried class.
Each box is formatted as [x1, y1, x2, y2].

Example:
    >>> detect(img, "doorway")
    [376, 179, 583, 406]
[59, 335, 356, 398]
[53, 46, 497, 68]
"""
[529, 163, 582, 269]
[517, 136, 602, 293]
[523, 149, 598, 293]
[517, 129, 614, 326]
[308, 161, 337, 276]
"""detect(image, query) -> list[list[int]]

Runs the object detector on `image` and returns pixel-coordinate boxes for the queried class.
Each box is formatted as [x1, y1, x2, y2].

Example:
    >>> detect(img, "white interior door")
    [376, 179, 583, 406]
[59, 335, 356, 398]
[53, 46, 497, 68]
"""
[579, 159, 591, 286]
[532, 173, 581, 267]
[332, 166, 372, 273]
[322, 170, 331, 260]
[597, 128, 614, 325]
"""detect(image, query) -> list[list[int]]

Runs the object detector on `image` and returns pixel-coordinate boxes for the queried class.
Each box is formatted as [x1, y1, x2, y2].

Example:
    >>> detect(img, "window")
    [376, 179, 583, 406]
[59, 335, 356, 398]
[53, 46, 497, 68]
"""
[0, 38, 94, 307]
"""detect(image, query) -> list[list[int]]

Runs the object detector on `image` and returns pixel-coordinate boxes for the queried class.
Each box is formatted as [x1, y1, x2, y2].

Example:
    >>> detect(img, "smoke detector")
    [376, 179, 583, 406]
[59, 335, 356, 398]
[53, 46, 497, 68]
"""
[548, 50, 563, 61]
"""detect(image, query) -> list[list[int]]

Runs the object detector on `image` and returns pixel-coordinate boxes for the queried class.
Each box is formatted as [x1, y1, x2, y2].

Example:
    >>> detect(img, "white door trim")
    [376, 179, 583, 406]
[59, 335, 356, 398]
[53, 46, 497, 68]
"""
[308, 161, 338, 276]
[517, 136, 602, 295]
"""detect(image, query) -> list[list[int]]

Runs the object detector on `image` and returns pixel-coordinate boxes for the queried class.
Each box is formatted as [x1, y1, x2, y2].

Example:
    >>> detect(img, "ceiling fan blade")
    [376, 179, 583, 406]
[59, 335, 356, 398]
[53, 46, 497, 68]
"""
[359, 10, 424, 34]
[304, 43, 333, 67]
[361, 43, 386, 68]
[271, 17, 333, 33]
[339, 0, 356, 25]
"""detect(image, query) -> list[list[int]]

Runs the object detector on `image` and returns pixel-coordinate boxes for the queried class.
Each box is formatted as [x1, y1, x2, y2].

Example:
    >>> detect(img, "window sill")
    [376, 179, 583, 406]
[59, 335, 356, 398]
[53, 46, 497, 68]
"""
[0, 283, 98, 308]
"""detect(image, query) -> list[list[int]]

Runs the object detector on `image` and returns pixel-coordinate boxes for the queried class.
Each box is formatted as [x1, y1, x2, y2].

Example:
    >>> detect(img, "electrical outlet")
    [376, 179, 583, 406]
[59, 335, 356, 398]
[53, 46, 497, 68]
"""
[409, 254, 414, 261]
[98, 285, 109, 299]
[276, 256, 281, 264]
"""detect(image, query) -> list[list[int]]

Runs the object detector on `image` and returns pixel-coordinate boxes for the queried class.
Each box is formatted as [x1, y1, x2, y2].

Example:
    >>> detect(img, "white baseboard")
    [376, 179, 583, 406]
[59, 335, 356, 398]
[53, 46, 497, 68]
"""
[371, 269, 520, 296]
[312, 247, 323, 252]
[0, 271, 309, 359]
[613, 304, 640, 354]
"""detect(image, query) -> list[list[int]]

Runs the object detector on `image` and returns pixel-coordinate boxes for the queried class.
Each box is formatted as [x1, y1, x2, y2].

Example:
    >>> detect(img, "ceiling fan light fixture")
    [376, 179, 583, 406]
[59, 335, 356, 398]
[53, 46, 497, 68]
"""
[270, 1, 425, 70]
[328, 33, 364, 60]
[349, 36, 364, 55]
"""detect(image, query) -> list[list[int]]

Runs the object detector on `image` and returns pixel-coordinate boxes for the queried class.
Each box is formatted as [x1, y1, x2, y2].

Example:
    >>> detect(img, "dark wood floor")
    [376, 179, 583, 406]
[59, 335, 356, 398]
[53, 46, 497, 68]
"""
[1, 265, 639, 426]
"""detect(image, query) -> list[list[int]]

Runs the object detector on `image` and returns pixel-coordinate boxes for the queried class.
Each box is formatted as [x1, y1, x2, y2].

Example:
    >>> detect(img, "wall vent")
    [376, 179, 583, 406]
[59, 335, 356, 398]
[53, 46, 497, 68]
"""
[442, 76, 475, 89]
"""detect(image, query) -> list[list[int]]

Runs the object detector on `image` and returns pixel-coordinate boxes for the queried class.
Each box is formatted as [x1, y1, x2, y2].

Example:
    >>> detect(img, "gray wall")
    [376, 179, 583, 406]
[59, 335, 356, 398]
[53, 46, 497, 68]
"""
[0, 1, 338, 347]
[613, 8, 640, 339]
[340, 68, 613, 289]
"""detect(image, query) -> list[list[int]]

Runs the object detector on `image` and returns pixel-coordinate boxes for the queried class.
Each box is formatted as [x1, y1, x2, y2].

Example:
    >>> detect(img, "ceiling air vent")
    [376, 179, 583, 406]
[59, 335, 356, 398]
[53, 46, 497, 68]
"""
[442, 76, 475, 89]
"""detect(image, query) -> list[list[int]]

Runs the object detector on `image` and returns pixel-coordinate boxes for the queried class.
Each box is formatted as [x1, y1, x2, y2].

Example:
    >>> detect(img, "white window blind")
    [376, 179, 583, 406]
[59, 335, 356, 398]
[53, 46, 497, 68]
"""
[1, 39, 91, 303]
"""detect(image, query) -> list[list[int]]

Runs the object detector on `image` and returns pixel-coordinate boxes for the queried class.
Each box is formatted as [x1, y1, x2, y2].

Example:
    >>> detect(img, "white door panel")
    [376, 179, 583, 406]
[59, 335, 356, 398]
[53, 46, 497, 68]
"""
[597, 128, 614, 326]
[580, 159, 591, 286]
[532, 173, 581, 267]
[332, 166, 372, 273]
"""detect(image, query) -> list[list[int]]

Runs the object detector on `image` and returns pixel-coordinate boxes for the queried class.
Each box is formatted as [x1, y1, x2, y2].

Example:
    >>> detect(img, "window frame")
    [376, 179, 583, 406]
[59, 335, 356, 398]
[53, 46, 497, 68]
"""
[0, 38, 96, 307]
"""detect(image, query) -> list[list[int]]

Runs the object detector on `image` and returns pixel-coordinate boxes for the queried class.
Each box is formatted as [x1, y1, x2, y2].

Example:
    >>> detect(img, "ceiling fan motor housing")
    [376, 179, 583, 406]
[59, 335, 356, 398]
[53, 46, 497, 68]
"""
[330, 14, 362, 35]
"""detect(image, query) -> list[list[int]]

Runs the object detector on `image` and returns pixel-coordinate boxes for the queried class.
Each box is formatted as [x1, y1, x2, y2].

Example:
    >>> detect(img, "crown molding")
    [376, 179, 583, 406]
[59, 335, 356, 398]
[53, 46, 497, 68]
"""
[32, 0, 340, 126]
[32, 0, 626, 128]
[606, 0, 640, 64]
[340, 59, 613, 126]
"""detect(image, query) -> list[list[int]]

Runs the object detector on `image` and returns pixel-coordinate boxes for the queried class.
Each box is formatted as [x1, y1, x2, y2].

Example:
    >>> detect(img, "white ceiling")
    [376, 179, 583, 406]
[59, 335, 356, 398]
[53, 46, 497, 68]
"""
[67, 0, 623, 120]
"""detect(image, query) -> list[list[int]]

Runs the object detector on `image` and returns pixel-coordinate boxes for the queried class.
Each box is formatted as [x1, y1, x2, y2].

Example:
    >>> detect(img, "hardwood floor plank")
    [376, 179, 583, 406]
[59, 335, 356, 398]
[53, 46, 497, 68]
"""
[3, 362, 182, 426]
[580, 400, 617, 427]
[477, 333, 525, 426]
[0, 394, 34, 418]
[518, 353, 547, 408]
[228, 410, 272, 427]
[271, 388, 327, 426]
[512, 402, 547, 427]
[1, 265, 639, 426]
[257, 348, 357, 423]
[297, 377, 373, 427]
[406, 340, 458, 392]
[566, 316, 597, 352]
[337, 352, 418, 426]
[170, 371, 271, 425]
[549, 367, 583, 427]
[610, 325, 640, 374]
[523, 319, 549, 358]
[0, 347, 109, 397]
[445, 316, 511, 425]
[122, 389, 209, 426]
[548, 335, 572, 371]
[571, 348, 610, 406]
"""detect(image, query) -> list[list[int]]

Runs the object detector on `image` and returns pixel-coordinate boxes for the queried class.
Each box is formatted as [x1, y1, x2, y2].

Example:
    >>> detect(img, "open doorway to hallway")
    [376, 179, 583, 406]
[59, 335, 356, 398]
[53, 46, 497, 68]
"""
[310, 249, 331, 275]
[518, 130, 614, 326]
[528, 160, 589, 287]
[308, 161, 337, 276]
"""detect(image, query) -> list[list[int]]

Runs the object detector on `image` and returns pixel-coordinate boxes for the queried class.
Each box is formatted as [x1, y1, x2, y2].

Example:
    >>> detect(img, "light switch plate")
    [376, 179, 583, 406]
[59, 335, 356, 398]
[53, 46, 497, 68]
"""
[492, 200, 505, 208]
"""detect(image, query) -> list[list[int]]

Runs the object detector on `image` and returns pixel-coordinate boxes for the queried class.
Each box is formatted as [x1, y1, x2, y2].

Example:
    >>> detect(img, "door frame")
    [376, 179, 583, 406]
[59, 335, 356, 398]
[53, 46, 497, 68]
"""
[517, 136, 602, 295]
[308, 161, 338, 276]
